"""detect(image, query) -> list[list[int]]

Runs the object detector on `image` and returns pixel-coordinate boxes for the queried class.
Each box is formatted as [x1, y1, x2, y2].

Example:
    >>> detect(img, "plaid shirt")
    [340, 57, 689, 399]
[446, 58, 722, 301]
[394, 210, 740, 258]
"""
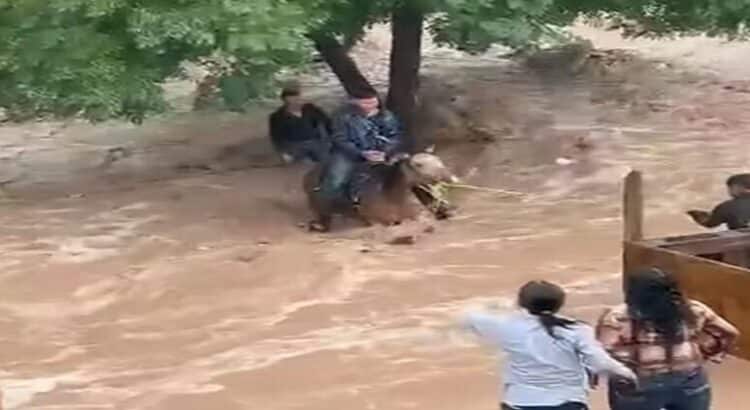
[596, 300, 739, 376]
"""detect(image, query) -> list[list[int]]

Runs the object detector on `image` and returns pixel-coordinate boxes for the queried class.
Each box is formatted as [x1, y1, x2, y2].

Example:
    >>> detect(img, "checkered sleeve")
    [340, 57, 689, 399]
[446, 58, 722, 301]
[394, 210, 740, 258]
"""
[691, 300, 740, 361]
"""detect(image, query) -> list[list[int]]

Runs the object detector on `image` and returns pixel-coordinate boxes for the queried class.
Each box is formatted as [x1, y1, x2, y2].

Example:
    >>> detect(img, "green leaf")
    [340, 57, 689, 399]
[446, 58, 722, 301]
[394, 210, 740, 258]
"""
[4, 0, 750, 124]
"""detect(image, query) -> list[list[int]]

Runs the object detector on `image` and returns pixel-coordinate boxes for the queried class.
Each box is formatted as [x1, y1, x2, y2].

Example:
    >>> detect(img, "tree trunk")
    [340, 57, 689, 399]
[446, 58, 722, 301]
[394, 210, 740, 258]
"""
[386, 6, 424, 150]
[311, 33, 374, 96]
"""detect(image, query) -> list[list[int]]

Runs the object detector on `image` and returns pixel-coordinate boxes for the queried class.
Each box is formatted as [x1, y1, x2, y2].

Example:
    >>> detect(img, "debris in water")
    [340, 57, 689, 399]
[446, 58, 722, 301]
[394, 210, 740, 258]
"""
[388, 235, 416, 245]
[235, 253, 260, 263]
[573, 135, 593, 151]
[555, 157, 576, 166]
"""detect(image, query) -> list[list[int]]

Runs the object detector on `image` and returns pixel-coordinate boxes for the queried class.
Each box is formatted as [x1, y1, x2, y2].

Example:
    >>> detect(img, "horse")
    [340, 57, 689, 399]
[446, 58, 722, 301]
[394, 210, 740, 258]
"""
[303, 149, 458, 232]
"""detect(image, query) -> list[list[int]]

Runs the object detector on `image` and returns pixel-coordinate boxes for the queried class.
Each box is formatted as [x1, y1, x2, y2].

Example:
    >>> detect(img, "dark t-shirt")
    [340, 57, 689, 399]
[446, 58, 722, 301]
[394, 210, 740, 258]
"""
[704, 195, 750, 229]
[269, 104, 331, 149]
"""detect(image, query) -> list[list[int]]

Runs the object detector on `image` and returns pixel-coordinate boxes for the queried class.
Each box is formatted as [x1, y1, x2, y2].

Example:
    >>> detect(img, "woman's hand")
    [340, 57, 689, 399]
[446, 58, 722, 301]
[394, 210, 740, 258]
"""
[620, 367, 638, 384]
[612, 372, 640, 393]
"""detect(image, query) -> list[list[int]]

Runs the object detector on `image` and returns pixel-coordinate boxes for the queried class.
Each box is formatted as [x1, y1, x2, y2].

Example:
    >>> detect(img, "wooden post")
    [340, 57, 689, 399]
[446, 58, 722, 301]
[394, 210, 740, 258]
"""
[623, 170, 644, 242]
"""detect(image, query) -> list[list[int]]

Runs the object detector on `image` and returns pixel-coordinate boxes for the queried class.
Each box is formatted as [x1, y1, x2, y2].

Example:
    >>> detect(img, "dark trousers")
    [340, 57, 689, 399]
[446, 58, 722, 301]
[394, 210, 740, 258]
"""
[281, 139, 328, 163]
[608, 369, 710, 410]
[501, 402, 587, 410]
[318, 152, 356, 202]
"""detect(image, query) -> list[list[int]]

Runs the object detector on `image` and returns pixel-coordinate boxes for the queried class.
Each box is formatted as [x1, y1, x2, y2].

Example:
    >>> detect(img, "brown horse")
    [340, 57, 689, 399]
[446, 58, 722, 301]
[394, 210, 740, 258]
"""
[303, 151, 458, 232]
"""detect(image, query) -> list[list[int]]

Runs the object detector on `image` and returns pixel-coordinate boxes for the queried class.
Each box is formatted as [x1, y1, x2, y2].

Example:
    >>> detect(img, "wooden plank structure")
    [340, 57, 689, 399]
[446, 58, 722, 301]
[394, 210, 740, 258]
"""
[622, 170, 750, 360]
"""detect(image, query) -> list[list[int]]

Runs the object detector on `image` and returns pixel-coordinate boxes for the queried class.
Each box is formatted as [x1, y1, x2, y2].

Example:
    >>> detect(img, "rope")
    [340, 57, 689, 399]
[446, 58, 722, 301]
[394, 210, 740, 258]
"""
[444, 183, 524, 196]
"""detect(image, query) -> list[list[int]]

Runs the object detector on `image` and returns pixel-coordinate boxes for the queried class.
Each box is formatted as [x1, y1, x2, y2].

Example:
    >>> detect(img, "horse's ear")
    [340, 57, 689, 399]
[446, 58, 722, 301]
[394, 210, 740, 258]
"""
[424, 145, 435, 154]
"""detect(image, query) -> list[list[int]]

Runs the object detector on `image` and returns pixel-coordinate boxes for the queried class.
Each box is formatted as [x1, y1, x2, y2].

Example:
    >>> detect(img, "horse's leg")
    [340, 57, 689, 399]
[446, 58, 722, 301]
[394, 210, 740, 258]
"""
[354, 201, 375, 227]
[309, 214, 332, 232]
[307, 190, 334, 232]
[309, 197, 332, 232]
[358, 196, 398, 227]
[357, 214, 374, 227]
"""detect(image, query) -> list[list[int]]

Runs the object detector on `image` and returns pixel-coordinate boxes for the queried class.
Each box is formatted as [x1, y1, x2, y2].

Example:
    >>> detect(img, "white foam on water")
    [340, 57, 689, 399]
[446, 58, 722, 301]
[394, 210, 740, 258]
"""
[169, 180, 233, 191]
[52, 240, 121, 263]
[117, 202, 151, 212]
[38, 346, 88, 365]
[0, 291, 120, 320]
[440, 229, 568, 249]
[259, 247, 460, 327]
[18, 406, 113, 409]
[42, 214, 160, 263]
[1, 373, 82, 409]
[33, 208, 78, 215]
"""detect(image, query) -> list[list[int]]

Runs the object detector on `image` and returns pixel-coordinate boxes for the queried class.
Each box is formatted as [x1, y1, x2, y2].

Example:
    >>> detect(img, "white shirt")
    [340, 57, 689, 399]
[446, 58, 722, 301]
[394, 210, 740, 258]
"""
[464, 310, 633, 407]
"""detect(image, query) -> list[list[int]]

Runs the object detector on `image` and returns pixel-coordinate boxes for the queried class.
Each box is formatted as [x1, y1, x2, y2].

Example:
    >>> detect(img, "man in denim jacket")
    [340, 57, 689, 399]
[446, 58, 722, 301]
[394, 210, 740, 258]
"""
[316, 87, 403, 211]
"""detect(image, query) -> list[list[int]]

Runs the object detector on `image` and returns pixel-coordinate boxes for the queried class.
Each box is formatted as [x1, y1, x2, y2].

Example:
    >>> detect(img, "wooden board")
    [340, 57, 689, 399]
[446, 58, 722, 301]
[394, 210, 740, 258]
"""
[643, 229, 750, 257]
[622, 170, 644, 242]
[621, 170, 750, 360]
[624, 241, 750, 360]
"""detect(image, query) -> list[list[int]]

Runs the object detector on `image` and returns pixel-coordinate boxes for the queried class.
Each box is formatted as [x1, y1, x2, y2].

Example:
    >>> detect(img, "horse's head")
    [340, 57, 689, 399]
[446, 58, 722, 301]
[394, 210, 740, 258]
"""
[396, 146, 459, 186]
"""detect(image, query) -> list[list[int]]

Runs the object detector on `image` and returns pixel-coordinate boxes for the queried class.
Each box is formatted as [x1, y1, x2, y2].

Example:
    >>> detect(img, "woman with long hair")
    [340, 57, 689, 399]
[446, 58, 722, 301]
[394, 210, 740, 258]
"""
[597, 267, 740, 410]
[463, 280, 636, 410]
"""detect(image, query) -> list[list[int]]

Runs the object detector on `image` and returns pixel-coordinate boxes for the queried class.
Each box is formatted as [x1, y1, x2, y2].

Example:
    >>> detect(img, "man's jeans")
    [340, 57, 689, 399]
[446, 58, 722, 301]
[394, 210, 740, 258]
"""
[318, 152, 356, 203]
[608, 369, 710, 410]
[501, 402, 586, 410]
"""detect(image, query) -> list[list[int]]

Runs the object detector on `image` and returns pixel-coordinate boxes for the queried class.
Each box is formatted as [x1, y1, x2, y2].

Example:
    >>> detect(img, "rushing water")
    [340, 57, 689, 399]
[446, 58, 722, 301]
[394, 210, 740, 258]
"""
[1, 53, 750, 410]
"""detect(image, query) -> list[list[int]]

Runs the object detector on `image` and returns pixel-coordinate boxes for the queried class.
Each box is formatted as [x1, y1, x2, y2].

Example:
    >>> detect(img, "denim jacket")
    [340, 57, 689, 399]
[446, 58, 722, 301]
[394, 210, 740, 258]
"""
[331, 105, 403, 161]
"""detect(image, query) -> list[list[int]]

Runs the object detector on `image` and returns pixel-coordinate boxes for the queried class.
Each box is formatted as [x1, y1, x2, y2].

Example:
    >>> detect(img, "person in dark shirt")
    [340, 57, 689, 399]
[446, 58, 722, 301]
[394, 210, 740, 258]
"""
[268, 85, 332, 163]
[687, 173, 750, 230]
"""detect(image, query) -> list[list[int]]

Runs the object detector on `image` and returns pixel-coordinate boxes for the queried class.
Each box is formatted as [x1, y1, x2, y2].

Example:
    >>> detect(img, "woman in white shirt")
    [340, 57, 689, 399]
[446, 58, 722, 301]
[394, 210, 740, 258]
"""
[463, 280, 637, 410]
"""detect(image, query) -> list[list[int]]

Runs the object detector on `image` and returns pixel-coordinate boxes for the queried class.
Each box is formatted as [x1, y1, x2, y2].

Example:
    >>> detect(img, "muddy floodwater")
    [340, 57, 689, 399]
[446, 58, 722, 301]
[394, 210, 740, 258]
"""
[1, 28, 750, 409]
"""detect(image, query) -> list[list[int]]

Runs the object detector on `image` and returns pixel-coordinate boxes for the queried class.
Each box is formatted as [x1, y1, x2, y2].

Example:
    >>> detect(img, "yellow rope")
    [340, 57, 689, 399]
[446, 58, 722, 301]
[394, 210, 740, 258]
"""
[416, 182, 524, 214]
[444, 183, 524, 196]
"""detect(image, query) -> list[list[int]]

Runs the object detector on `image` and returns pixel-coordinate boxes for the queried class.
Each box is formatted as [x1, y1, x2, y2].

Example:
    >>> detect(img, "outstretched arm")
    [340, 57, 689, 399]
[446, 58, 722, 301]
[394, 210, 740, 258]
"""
[687, 202, 729, 228]
[461, 310, 509, 347]
[577, 324, 636, 381]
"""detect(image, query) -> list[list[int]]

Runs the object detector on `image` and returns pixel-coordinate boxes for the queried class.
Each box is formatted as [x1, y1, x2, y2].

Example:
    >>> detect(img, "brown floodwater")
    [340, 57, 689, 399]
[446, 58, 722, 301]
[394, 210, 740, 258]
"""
[1, 36, 750, 410]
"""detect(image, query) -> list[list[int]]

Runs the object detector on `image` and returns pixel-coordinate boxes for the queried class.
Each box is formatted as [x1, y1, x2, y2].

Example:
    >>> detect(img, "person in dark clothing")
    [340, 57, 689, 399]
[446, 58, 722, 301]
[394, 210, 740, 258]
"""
[268, 85, 332, 163]
[312, 87, 403, 230]
[687, 173, 750, 230]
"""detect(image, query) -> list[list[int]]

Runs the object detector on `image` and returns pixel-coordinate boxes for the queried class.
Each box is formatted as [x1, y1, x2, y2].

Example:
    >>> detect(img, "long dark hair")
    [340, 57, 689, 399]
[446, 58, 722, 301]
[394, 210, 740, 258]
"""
[624, 268, 697, 344]
[519, 280, 578, 339]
